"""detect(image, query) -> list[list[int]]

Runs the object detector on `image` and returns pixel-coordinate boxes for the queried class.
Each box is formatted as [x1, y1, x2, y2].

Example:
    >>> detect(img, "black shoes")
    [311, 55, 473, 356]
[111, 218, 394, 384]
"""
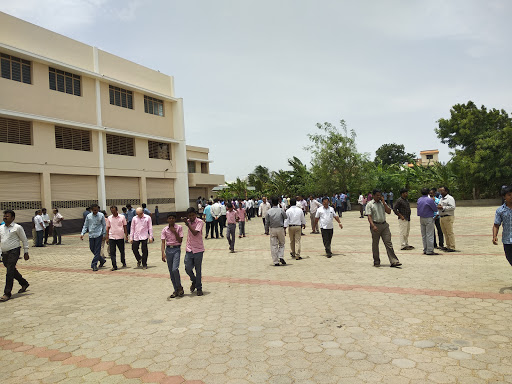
[99, 259, 106, 268]
[18, 283, 29, 293]
[122, 263, 127, 268]
[390, 262, 402, 268]
[197, 289, 204, 296]
[137, 261, 141, 268]
[170, 291, 178, 298]
[111, 267, 117, 271]
[326, 251, 332, 258]
[190, 282, 196, 293]
[279, 258, 286, 265]
[426, 252, 440, 255]
[274, 263, 280, 266]
[178, 287, 184, 297]
[373, 264, 381, 268]
[445, 248, 456, 252]
[92, 266, 98, 271]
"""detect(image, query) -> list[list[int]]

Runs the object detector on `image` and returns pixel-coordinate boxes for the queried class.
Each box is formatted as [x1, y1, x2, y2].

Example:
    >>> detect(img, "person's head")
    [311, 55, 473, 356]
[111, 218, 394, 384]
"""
[429, 188, 437, 197]
[142, 203, 147, 209]
[42, 208, 47, 214]
[439, 186, 449, 197]
[86, 207, 90, 211]
[167, 212, 176, 225]
[186, 207, 197, 222]
[155, 205, 159, 209]
[400, 188, 409, 199]
[322, 197, 329, 208]
[271, 197, 279, 206]
[290, 198, 297, 206]
[208, 200, 212, 205]
[262, 196, 267, 203]
[421, 187, 429, 196]
[3, 210, 15, 225]
[126, 204, 132, 209]
[502, 185, 512, 203]
[110, 205, 118, 215]
[359, 191, 362, 195]
[136, 207, 144, 217]
[90, 204, 100, 215]
[372, 189, 382, 201]
[213, 198, 219, 203]
[227, 202, 233, 210]
[53, 208, 58, 215]
[122, 207, 127, 213]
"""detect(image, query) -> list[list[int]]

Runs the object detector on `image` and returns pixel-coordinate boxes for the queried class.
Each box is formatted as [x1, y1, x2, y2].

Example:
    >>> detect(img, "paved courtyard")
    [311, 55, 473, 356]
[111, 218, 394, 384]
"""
[1, 206, 511, 384]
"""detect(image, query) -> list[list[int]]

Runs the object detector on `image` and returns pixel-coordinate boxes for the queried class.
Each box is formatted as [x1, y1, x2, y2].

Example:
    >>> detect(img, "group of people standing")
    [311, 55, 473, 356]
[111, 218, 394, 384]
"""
[31, 208, 63, 247]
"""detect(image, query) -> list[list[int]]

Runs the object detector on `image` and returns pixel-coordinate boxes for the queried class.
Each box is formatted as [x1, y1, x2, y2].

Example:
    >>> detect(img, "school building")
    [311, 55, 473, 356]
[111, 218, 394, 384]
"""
[0, 12, 224, 229]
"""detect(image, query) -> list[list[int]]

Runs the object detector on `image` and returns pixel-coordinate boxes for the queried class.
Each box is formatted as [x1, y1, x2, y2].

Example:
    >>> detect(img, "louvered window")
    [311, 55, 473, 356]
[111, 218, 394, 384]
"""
[1, 53, 31, 84]
[109, 85, 133, 109]
[0, 117, 32, 145]
[148, 141, 170, 160]
[201, 162, 208, 174]
[144, 95, 164, 116]
[106, 134, 134, 156]
[55, 126, 91, 151]
[49, 68, 81, 96]
[188, 161, 196, 173]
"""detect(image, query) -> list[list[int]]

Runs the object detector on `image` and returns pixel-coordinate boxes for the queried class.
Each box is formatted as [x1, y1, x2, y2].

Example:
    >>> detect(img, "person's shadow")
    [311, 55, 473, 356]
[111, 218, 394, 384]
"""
[499, 286, 512, 294]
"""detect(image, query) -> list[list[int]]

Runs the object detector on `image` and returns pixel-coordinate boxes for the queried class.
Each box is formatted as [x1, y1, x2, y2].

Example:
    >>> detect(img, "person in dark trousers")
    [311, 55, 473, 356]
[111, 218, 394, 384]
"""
[314, 197, 343, 258]
[393, 188, 414, 250]
[33, 210, 45, 247]
[429, 188, 444, 249]
[183, 208, 205, 296]
[417, 188, 439, 255]
[106, 205, 128, 270]
[493, 185, 512, 266]
[161, 213, 184, 299]
[41, 208, 51, 244]
[80, 204, 107, 271]
[0, 210, 30, 302]
[51, 208, 64, 245]
[155, 206, 160, 225]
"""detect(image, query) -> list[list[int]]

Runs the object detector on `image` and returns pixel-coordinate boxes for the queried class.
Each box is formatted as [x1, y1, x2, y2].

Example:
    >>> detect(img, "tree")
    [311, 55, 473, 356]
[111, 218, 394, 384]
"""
[247, 165, 271, 193]
[374, 143, 415, 166]
[436, 101, 512, 198]
[306, 120, 371, 195]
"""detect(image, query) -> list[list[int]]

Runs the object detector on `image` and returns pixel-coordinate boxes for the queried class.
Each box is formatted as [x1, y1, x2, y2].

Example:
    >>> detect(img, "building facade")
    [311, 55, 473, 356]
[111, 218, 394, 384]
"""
[0, 12, 224, 227]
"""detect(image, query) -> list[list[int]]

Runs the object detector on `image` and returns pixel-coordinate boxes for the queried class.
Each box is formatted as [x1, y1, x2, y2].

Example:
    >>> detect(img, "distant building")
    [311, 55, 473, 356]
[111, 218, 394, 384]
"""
[409, 150, 439, 167]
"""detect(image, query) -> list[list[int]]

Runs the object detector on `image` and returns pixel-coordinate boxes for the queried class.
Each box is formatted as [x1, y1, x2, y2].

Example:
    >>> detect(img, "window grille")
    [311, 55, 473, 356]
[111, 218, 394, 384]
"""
[109, 85, 133, 109]
[188, 161, 196, 173]
[0, 53, 31, 84]
[0, 117, 32, 145]
[106, 134, 135, 156]
[148, 141, 170, 160]
[144, 95, 164, 116]
[49, 67, 81, 96]
[55, 126, 91, 151]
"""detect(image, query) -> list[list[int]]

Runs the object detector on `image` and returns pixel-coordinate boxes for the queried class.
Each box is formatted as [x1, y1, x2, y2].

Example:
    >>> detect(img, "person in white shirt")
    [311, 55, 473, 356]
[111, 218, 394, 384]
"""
[309, 195, 322, 234]
[41, 208, 51, 245]
[33, 210, 45, 247]
[437, 186, 457, 252]
[285, 198, 306, 260]
[258, 197, 271, 232]
[245, 198, 253, 221]
[357, 192, 365, 218]
[219, 200, 227, 238]
[0, 210, 30, 302]
[210, 199, 221, 239]
[51, 208, 64, 245]
[315, 197, 343, 258]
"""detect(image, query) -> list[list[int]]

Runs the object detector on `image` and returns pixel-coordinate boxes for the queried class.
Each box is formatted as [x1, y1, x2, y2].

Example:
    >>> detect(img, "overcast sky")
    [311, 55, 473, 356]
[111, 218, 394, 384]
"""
[2, 0, 511, 181]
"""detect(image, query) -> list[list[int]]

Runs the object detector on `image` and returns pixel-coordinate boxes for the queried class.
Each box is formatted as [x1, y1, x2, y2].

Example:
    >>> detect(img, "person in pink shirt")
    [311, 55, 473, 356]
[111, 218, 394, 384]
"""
[130, 207, 153, 270]
[237, 204, 247, 238]
[161, 213, 184, 299]
[225, 203, 239, 253]
[106, 205, 128, 271]
[183, 207, 205, 296]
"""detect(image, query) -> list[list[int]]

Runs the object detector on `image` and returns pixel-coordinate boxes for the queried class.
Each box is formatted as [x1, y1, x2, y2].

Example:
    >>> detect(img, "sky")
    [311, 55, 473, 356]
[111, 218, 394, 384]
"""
[2, 0, 511, 181]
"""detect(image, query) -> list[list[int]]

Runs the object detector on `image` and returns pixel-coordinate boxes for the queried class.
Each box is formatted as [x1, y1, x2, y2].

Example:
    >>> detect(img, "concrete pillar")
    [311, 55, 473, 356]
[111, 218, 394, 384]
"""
[139, 176, 147, 206]
[172, 98, 189, 211]
[93, 46, 106, 209]
[40, 172, 52, 210]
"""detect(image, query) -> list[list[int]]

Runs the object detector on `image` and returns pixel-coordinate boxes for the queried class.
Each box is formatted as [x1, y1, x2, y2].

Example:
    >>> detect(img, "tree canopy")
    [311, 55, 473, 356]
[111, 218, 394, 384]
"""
[374, 143, 415, 166]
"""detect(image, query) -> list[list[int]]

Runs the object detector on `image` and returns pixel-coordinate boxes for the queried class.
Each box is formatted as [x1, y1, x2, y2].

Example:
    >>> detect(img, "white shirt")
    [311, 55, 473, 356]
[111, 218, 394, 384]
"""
[284, 206, 306, 227]
[0, 222, 29, 253]
[258, 202, 271, 217]
[358, 194, 364, 204]
[220, 204, 227, 215]
[53, 213, 63, 227]
[246, 200, 253, 209]
[309, 199, 322, 215]
[34, 215, 45, 231]
[211, 202, 221, 217]
[315, 206, 338, 230]
[439, 194, 456, 216]
[42, 213, 50, 228]
[300, 200, 307, 211]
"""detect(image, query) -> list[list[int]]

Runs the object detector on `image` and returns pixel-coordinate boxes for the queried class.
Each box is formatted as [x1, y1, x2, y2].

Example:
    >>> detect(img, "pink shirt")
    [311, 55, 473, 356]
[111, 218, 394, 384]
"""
[236, 208, 246, 222]
[107, 214, 127, 240]
[130, 214, 153, 241]
[161, 224, 183, 246]
[186, 218, 205, 253]
[226, 210, 239, 224]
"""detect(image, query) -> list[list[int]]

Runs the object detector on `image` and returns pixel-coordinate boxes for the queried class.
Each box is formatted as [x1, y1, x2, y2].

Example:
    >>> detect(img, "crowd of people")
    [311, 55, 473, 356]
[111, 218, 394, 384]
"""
[1, 185, 511, 302]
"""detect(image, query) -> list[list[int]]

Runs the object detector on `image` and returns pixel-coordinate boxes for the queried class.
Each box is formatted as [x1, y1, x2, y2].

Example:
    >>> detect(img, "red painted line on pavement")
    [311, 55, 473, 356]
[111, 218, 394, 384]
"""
[16, 264, 512, 301]
[0, 337, 200, 384]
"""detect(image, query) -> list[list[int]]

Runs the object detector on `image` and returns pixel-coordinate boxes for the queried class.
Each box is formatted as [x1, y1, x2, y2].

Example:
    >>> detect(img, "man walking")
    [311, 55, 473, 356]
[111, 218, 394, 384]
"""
[265, 197, 287, 266]
[366, 190, 402, 268]
[393, 188, 414, 250]
[0, 210, 30, 302]
[154, 206, 160, 225]
[80, 204, 107, 271]
[125, 204, 136, 243]
[34, 210, 45, 247]
[309, 195, 321, 233]
[219, 200, 227, 238]
[204, 201, 214, 239]
[183, 207, 205, 296]
[211, 199, 221, 239]
[41, 208, 51, 245]
[285, 198, 306, 260]
[161, 213, 184, 298]
[106, 205, 128, 270]
[417, 188, 439, 255]
[225, 203, 239, 253]
[51, 208, 63, 245]
[429, 188, 444, 250]
[130, 207, 153, 269]
[389, 191, 394, 209]
[259, 197, 271, 233]
[315, 197, 343, 258]
[493, 185, 512, 266]
[438, 186, 457, 252]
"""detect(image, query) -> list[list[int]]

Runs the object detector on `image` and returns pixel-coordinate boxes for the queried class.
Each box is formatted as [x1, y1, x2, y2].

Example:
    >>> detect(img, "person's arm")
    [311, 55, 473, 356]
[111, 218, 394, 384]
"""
[169, 225, 183, 244]
[105, 219, 111, 242]
[393, 200, 404, 220]
[101, 216, 107, 239]
[129, 219, 135, 243]
[443, 196, 456, 212]
[314, 210, 320, 227]
[161, 239, 167, 261]
[17, 226, 30, 259]
[148, 218, 153, 243]
[185, 220, 200, 236]
[366, 204, 378, 232]
[258, 205, 262, 217]
[264, 212, 270, 234]
[333, 211, 343, 229]
[301, 210, 306, 229]
[381, 197, 392, 214]
[80, 216, 89, 240]
[493, 224, 500, 245]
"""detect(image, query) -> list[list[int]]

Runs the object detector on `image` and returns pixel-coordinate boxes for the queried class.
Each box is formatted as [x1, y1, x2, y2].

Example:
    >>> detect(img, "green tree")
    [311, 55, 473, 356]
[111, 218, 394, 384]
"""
[436, 101, 512, 198]
[247, 165, 271, 193]
[306, 120, 372, 195]
[374, 143, 415, 166]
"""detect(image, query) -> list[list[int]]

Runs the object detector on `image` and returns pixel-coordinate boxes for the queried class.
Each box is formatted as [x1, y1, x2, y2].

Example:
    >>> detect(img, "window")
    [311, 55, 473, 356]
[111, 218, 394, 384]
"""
[144, 96, 164, 116]
[148, 141, 170, 160]
[1, 53, 31, 84]
[106, 134, 134, 156]
[426, 154, 434, 160]
[201, 162, 208, 174]
[55, 126, 91, 151]
[49, 68, 81, 96]
[0, 117, 32, 145]
[109, 85, 133, 109]
[188, 161, 196, 173]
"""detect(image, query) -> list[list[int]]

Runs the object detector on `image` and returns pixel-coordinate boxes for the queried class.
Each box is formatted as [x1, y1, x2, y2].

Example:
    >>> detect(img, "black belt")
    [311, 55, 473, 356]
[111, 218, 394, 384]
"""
[374, 221, 386, 224]
[166, 245, 180, 249]
[440, 215, 450, 217]
[289, 224, 301, 226]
